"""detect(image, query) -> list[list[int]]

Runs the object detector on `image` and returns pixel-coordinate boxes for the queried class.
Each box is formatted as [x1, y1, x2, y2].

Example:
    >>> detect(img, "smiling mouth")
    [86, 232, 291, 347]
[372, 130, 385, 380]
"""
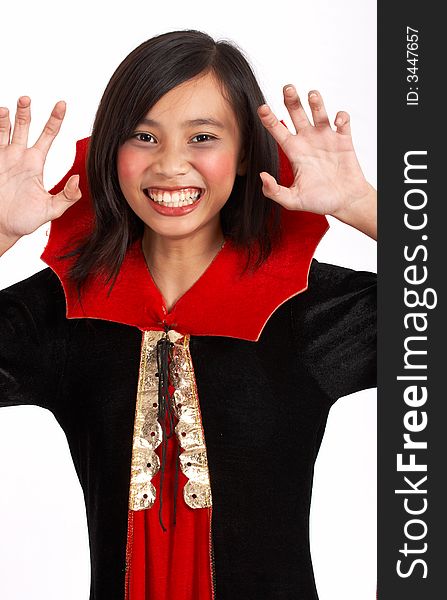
[143, 187, 203, 207]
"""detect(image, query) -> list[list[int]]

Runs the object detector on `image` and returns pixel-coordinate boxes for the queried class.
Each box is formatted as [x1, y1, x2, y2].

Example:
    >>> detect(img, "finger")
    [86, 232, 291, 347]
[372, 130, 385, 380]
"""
[283, 85, 311, 132]
[11, 96, 31, 146]
[0, 107, 11, 148]
[307, 91, 331, 128]
[260, 171, 301, 210]
[34, 100, 66, 157]
[257, 104, 291, 148]
[334, 111, 351, 136]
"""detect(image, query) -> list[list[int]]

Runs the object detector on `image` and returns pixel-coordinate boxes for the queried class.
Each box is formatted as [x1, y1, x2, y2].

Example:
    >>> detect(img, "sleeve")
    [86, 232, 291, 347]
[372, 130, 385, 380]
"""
[0, 269, 67, 413]
[290, 259, 377, 404]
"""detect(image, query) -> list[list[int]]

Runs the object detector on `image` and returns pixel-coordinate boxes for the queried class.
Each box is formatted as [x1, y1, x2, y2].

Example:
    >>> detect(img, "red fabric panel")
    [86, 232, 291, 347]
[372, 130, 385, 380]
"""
[127, 385, 214, 600]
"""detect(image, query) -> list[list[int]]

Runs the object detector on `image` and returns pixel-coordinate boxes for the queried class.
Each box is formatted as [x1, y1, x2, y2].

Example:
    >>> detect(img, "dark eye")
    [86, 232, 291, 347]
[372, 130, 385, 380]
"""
[133, 132, 156, 143]
[191, 134, 215, 143]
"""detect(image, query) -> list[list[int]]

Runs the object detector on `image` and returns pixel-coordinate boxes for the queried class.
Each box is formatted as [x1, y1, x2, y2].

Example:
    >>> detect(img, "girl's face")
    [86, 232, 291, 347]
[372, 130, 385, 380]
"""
[117, 72, 246, 242]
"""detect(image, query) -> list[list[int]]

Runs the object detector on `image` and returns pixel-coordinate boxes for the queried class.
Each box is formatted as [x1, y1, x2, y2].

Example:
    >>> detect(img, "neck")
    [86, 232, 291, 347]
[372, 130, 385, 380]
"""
[142, 221, 225, 277]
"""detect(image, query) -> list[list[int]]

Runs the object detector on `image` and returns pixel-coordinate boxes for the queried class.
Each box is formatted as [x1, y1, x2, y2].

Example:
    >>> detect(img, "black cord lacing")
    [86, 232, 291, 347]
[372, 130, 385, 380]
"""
[156, 323, 180, 531]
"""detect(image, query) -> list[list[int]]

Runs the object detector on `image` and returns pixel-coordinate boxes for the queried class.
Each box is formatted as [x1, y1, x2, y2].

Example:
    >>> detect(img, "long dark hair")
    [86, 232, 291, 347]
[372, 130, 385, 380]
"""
[63, 29, 282, 297]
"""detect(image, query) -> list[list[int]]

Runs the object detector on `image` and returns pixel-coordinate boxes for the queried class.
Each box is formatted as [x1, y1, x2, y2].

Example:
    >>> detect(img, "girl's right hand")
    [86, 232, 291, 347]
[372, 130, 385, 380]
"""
[0, 96, 82, 245]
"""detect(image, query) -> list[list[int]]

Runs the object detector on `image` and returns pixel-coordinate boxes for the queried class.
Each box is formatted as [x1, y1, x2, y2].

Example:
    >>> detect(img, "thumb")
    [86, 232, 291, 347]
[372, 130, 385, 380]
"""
[62, 175, 82, 203]
[260, 171, 293, 208]
[49, 174, 82, 220]
[260, 171, 281, 199]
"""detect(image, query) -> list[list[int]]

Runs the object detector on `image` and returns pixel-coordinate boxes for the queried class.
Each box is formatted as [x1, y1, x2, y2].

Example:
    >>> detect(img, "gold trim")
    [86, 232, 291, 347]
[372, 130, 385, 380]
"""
[129, 330, 212, 511]
[171, 334, 213, 509]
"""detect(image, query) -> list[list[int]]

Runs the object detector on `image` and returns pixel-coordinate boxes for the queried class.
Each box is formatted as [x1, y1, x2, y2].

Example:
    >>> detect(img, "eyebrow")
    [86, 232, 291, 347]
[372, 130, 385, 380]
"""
[137, 117, 226, 129]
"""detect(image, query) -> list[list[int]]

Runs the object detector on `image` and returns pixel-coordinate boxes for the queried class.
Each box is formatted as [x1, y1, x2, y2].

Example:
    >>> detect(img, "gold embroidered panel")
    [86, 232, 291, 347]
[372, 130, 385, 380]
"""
[129, 329, 213, 511]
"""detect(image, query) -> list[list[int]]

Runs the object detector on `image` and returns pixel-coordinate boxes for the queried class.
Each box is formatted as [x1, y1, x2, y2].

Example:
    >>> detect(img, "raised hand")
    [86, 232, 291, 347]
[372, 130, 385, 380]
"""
[0, 96, 82, 248]
[257, 86, 376, 239]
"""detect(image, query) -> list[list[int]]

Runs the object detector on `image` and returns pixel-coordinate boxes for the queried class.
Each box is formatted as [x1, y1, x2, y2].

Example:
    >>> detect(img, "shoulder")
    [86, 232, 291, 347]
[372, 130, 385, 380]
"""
[289, 258, 377, 329]
[290, 258, 376, 311]
[0, 268, 67, 330]
[307, 258, 376, 298]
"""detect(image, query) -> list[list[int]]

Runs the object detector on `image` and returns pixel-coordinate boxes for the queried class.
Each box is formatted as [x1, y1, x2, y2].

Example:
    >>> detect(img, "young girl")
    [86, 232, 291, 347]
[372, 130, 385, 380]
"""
[0, 30, 376, 600]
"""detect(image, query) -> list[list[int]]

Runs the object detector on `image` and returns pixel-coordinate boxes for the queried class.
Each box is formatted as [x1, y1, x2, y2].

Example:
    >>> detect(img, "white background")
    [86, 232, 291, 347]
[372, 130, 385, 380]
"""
[0, 0, 377, 598]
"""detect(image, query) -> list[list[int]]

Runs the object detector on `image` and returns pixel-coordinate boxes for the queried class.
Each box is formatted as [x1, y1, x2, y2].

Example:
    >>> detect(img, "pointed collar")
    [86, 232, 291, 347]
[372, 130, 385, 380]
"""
[41, 136, 329, 341]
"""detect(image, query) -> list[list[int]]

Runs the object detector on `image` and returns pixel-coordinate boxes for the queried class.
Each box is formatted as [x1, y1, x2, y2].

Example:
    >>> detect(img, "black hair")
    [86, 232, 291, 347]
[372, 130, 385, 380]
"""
[62, 29, 282, 297]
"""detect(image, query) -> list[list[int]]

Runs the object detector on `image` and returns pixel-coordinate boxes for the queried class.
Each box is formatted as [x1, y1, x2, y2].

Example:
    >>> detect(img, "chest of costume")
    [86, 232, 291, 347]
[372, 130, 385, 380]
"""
[55, 295, 328, 600]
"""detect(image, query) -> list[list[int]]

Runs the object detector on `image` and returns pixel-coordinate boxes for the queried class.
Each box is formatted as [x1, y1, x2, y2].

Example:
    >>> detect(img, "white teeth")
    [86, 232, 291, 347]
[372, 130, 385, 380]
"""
[146, 188, 202, 207]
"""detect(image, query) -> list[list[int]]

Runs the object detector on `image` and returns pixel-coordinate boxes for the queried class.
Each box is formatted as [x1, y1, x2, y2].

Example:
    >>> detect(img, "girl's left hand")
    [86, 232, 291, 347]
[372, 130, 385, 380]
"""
[257, 86, 371, 217]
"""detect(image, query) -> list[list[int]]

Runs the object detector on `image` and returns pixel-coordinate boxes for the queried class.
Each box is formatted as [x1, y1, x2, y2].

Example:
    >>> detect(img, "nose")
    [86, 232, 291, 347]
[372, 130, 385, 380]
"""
[153, 141, 189, 178]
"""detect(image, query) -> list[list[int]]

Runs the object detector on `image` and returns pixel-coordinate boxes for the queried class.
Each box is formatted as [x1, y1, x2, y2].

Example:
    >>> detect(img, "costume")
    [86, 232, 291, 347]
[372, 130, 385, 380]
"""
[0, 138, 376, 599]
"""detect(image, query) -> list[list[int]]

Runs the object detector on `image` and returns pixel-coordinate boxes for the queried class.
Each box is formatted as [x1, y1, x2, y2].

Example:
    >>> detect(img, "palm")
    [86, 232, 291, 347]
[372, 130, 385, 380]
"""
[257, 87, 370, 216]
[0, 145, 53, 236]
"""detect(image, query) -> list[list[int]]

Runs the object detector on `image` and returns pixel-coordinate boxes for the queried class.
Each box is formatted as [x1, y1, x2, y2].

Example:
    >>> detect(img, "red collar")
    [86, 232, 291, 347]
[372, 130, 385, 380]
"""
[41, 137, 328, 341]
